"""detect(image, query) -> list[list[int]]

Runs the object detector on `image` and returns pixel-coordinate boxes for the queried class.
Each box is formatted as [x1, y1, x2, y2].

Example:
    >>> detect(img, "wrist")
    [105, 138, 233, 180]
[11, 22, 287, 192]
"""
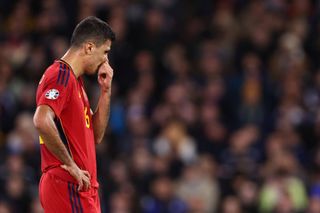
[101, 87, 111, 95]
[68, 161, 78, 168]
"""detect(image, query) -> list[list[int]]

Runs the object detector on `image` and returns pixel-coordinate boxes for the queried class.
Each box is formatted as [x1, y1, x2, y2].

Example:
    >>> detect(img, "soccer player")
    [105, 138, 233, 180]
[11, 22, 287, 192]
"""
[33, 16, 115, 212]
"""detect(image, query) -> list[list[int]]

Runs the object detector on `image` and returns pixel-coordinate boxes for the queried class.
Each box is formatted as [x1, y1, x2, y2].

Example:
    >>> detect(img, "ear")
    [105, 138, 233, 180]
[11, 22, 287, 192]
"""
[84, 42, 95, 55]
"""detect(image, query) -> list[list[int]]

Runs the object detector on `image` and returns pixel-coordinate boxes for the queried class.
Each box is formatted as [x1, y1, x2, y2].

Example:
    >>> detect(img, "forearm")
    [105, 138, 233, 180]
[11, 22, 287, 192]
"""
[39, 127, 76, 167]
[34, 106, 76, 167]
[92, 89, 111, 144]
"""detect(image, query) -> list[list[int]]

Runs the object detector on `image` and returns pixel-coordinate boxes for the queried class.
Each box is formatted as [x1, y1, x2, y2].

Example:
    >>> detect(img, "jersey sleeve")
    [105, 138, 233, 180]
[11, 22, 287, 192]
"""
[37, 64, 73, 117]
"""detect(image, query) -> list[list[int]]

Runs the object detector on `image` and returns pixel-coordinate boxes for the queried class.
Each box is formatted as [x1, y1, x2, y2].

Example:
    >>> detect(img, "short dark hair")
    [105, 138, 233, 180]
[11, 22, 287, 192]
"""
[71, 16, 115, 47]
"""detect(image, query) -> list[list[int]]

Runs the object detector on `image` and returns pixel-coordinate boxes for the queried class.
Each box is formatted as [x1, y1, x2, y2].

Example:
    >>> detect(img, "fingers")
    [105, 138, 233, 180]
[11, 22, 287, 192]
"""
[97, 63, 113, 85]
[78, 170, 91, 192]
[82, 177, 90, 191]
[98, 62, 113, 74]
[83, 170, 91, 179]
[98, 69, 112, 79]
[77, 179, 83, 191]
[62, 164, 91, 192]
[100, 73, 107, 79]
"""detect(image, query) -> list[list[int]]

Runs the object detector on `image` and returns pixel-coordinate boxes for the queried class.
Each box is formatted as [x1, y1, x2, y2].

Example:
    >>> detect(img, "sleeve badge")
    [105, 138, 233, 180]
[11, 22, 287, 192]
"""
[45, 89, 59, 100]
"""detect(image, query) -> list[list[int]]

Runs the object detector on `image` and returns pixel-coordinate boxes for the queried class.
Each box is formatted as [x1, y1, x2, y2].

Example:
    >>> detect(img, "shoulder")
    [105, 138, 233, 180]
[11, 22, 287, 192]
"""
[42, 61, 75, 87]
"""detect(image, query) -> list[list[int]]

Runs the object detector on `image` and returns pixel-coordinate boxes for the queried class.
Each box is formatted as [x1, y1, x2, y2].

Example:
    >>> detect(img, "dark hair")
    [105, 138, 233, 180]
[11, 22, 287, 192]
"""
[71, 16, 115, 47]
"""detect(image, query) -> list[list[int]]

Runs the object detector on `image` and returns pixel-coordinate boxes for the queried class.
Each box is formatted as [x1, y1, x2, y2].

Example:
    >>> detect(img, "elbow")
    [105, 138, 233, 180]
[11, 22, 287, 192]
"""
[33, 113, 43, 131]
[33, 105, 55, 133]
[93, 124, 105, 145]
[33, 114, 45, 133]
[95, 136, 103, 145]
[94, 132, 105, 145]
[33, 112, 49, 133]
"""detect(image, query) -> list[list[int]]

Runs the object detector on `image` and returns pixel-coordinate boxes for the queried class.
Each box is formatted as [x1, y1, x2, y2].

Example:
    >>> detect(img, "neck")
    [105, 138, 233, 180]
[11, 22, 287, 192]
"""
[61, 48, 84, 78]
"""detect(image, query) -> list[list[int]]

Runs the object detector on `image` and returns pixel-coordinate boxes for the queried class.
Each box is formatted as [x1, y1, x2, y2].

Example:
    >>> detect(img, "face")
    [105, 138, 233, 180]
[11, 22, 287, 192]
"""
[85, 39, 112, 74]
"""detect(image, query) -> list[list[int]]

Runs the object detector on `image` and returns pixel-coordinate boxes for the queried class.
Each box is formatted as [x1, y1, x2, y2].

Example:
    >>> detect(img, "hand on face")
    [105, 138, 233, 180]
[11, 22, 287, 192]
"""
[97, 61, 113, 93]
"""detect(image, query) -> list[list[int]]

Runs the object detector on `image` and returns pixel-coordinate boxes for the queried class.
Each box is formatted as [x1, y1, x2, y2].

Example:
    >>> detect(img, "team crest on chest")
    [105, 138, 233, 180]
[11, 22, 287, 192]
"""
[45, 89, 59, 100]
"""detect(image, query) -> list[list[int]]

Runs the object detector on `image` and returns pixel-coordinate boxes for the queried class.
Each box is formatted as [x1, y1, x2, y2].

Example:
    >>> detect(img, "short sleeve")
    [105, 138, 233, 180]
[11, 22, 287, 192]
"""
[37, 63, 73, 117]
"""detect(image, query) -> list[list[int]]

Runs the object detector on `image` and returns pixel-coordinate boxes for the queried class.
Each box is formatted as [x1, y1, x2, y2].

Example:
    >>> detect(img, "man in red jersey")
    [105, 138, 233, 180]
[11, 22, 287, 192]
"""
[33, 16, 115, 213]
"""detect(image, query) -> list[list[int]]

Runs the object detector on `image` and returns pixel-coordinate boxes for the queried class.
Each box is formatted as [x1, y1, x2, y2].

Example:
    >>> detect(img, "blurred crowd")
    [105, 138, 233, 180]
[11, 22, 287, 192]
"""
[1, 0, 320, 212]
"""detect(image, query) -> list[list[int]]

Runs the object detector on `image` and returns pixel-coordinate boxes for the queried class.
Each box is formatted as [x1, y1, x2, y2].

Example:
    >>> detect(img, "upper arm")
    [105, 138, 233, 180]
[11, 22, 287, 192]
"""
[36, 64, 73, 117]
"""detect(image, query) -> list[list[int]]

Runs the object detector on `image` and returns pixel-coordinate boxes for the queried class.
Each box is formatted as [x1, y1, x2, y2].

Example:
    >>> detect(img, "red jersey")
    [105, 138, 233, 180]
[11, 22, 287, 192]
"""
[36, 60, 98, 188]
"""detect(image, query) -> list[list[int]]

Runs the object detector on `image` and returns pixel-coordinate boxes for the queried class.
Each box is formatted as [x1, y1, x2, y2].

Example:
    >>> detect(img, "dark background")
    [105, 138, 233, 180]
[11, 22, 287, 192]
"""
[0, 0, 320, 212]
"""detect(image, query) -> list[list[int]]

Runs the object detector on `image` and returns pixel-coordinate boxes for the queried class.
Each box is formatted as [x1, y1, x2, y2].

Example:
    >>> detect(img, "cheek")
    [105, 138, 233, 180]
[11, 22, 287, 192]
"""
[92, 56, 101, 67]
[87, 58, 98, 72]
[100, 55, 106, 63]
[100, 53, 107, 62]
